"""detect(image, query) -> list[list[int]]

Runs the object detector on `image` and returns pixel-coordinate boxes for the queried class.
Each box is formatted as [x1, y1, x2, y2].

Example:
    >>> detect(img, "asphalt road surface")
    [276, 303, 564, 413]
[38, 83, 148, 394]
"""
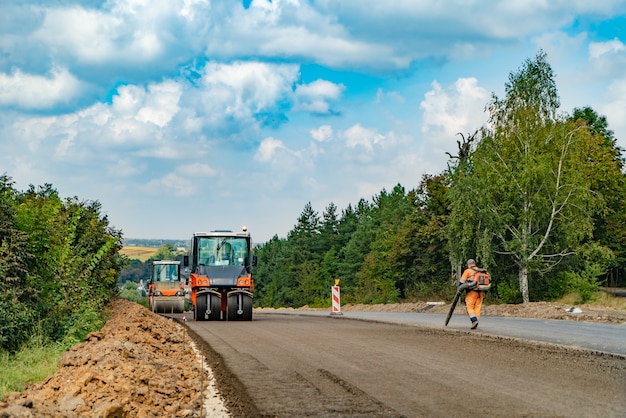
[271, 309, 626, 356]
[176, 311, 626, 418]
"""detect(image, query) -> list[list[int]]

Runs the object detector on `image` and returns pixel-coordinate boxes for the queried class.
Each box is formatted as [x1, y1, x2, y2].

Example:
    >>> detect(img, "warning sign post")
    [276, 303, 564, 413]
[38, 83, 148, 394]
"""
[330, 285, 342, 315]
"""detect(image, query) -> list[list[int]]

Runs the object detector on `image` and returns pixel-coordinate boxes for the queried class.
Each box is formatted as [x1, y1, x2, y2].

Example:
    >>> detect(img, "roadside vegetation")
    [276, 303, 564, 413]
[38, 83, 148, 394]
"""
[0, 338, 65, 396]
[0, 178, 124, 397]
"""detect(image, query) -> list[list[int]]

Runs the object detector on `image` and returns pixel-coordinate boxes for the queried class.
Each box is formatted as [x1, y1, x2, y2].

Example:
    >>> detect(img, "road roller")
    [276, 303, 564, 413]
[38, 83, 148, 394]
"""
[182, 226, 257, 321]
[148, 260, 186, 313]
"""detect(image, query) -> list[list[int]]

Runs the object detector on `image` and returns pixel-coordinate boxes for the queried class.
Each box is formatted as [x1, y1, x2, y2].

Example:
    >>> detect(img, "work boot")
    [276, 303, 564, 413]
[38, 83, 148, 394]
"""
[471, 321, 479, 329]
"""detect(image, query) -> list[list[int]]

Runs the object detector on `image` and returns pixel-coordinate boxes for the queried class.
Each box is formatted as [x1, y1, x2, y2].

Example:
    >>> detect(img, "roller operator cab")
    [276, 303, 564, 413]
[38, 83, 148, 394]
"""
[183, 228, 257, 321]
[149, 260, 185, 314]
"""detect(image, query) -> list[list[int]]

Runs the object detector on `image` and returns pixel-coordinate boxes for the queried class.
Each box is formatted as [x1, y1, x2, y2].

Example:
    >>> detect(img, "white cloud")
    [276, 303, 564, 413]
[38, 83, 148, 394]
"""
[587, 37, 626, 80]
[193, 61, 299, 133]
[419, 77, 490, 172]
[532, 31, 588, 64]
[135, 80, 181, 128]
[341, 123, 385, 153]
[202, 61, 298, 113]
[180, 0, 210, 21]
[204, 0, 402, 69]
[0, 67, 83, 109]
[4, 78, 184, 166]
[310, 125, 333, 142]
[255, 137, 286, 162]
[589, 37, 625, 59]
[420, 78, 490, 139]
[294, 79, 344, 113]
[32, 7, 163, 65]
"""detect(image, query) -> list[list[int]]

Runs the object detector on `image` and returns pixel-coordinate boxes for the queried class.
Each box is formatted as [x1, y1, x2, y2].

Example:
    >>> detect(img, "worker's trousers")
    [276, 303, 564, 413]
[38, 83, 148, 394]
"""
[465, 290, 484, 320]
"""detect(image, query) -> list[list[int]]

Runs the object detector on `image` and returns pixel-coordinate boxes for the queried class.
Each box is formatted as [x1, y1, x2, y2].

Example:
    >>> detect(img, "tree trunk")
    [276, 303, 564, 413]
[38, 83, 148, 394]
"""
[519, 265, 529, 304]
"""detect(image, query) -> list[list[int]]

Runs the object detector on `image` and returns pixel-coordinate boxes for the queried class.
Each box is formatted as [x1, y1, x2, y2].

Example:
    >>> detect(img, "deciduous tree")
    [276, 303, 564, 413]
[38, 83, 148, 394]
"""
[448, 51, 602, 303]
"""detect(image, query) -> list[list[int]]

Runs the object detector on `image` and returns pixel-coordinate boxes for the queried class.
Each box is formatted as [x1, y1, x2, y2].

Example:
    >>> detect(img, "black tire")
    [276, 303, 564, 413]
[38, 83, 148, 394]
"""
[195, 294, 208, 321]
[226, 294, 239, 321]
[208, 293, 221, 321]
[242, 295, 253, 321]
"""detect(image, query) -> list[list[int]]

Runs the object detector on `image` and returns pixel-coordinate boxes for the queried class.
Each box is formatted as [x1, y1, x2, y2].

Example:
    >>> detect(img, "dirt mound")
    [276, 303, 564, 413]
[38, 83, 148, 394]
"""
[0, 299, 224, 418]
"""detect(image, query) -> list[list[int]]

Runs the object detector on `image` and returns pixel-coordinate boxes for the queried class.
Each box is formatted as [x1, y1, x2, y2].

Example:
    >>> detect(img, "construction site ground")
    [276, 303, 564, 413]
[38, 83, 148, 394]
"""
[1, 296, 625, 417]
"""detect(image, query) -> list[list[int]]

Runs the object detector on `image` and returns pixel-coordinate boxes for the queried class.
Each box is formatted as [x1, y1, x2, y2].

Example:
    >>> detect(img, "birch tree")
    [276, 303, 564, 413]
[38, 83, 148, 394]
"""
[448, 51, 601, 303]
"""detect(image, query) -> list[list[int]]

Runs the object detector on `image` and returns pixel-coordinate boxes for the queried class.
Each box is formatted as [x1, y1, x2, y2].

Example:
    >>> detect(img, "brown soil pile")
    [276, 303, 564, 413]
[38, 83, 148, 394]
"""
[0, 299, 213, 418]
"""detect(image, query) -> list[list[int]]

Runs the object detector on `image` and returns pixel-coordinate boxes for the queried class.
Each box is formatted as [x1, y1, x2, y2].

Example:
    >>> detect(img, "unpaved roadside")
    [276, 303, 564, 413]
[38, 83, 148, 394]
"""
[0, 299, 229, 418]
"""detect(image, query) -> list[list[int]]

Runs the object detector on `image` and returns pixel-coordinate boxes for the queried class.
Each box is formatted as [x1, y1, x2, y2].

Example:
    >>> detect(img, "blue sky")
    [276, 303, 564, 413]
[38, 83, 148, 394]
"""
[1, 1, 626, 244]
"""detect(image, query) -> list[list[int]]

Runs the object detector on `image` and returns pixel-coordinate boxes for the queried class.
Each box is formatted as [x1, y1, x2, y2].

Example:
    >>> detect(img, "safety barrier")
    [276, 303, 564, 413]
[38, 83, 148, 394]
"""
[331, 285, 342, 315]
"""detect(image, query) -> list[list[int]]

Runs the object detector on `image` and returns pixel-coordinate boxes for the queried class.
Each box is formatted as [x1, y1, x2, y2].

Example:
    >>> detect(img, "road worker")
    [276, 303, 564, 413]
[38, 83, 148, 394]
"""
[459, 259, 484, 329]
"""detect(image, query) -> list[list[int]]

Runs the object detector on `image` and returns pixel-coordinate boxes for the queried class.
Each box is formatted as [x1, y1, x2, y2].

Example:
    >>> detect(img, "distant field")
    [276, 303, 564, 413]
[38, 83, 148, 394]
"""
[120, 246, 159, 261]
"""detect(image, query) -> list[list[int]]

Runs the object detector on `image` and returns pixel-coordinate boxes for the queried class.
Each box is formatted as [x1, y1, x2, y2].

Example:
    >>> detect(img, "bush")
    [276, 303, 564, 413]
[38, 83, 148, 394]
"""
[119, 281, 149, 308]
[496, 278, 522, 304]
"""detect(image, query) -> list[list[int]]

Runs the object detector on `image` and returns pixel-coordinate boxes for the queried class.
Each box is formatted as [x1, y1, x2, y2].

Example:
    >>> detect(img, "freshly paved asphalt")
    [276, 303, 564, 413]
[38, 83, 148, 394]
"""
[263, 309, 626, 356]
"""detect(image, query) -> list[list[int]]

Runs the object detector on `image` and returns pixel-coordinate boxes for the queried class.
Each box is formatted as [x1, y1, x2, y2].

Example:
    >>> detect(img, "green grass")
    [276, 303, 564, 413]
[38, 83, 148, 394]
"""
[0, 336, 65, 398]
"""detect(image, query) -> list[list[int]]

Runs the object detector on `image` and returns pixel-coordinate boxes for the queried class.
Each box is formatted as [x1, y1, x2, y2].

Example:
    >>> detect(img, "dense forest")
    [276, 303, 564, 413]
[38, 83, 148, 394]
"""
[252, 52, 626, 308]
[0, 176, 125, 353]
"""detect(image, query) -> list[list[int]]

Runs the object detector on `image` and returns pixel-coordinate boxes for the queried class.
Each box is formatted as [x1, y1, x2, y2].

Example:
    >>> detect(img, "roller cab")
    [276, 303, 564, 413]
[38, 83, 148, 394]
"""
[183, 228, 257, 321]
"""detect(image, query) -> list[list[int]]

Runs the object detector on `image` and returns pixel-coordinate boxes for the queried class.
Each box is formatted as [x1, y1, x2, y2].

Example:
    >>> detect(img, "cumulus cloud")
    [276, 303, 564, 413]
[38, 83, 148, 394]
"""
[589, 37, 625, 59]
[587, 38, 626, 78]
[205, 1, 398, 69]
[341, 123, 385, 152]
[418, 77, 490, 171]
[32, 7, 163, 65]
[2, 60, 325, 174]
[310, 125, 333, 142]
[254, 137, 286, 162]
[420, 78, 490, 138]
[0, 67, 83, 109]
[4, 78, 184, 166]
[294, 79, 344, 113]
[200, 61, 299, 117]
[134, 81, 181, 128]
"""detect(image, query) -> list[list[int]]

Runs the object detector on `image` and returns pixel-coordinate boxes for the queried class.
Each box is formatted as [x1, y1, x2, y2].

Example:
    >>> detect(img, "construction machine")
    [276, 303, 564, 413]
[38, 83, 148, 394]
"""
[182, 227, 257, 321]
[148, 260, 186, 313]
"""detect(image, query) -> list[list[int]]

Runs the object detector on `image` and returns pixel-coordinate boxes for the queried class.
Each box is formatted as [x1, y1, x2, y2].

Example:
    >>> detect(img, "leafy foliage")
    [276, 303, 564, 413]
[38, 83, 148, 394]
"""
[0, 175, 124, 353]
[447, 51, 623, 303]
